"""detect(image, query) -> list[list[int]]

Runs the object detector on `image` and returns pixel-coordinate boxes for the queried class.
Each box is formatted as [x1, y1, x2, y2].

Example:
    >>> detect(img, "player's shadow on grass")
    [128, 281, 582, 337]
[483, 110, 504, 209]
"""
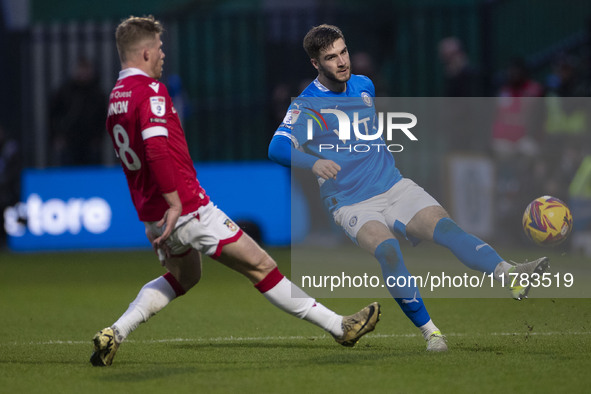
[171, 341, 333, 350]
[97, 366, 198, 383]
[95, 352, 400, 381]
[169, 341, 400, 365]
[0, 359, 83, 365]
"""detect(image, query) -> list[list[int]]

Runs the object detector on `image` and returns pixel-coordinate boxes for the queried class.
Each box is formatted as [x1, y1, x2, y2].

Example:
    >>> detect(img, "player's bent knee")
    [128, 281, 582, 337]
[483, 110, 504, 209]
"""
[240, 250, 277, 284]
[166, 250, 202, 292]
[182, 270, 201, 291]
[375, 238, 402, 268]
[236, 233, 277, 273]
[357, 221, 395, 253]
[170, 267, 201, 293]
[433, 217, 462, 238]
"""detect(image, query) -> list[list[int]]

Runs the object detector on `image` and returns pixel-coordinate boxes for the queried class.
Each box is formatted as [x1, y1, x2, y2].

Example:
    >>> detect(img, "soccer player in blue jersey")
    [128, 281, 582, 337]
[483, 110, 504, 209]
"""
[268, 24, 550, 351]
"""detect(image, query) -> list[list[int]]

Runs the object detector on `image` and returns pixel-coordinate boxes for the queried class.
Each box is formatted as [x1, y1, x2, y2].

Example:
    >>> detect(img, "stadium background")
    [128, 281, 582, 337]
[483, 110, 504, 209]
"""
[1, 0, 590, 250]
[2, 2, 591, 393]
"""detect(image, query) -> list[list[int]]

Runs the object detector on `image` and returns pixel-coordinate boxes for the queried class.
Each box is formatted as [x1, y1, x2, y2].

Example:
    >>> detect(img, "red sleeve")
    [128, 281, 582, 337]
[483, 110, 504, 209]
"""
[144, 136, 177, 194]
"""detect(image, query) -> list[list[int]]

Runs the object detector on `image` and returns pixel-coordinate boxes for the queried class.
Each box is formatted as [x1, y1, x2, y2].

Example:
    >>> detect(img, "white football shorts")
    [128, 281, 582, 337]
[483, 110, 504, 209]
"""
[332, 178, 441, 243]
[144, 201, 243, 258]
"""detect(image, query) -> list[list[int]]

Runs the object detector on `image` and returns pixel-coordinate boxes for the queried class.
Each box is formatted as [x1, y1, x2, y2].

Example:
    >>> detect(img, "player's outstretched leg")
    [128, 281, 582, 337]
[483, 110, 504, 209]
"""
[432, 217, 549, 299]
[375, 239, 447, 351]
[432, 218, 506, 274]
[221, 234, 381, 347]
[253, 266, 380, 347]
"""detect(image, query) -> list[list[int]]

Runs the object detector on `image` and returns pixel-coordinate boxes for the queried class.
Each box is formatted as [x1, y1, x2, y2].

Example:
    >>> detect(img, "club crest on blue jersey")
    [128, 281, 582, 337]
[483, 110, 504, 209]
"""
[361, 92, 372, 107]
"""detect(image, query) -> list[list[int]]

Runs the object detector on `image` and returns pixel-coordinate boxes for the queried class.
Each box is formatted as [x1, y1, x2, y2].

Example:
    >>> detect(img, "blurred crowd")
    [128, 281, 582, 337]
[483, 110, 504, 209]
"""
[266, 36, 591, 248]
[49, 58, 107, 167]
[438, 36, 591, 246]
[2, 31, 591, 250]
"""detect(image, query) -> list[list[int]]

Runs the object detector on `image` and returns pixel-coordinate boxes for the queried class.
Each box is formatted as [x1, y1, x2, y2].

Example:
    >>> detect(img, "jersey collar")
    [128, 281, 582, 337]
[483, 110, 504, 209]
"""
[313, 77, 348, 94]
[118, 67, 151, 80]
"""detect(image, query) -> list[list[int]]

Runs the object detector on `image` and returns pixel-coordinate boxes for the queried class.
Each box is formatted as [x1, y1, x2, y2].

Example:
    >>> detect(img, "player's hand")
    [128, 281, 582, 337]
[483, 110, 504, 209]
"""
[145, 228, 170, 266]
[151, 191, 182, 254]
[312, 159, 341, 180]
[153, 204, 182, 250]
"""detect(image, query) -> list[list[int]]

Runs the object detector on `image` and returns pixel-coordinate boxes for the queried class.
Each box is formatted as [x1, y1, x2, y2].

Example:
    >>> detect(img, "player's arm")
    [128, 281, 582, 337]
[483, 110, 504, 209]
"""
[144, 134, 182, 251]
[268, 134, 340, 180]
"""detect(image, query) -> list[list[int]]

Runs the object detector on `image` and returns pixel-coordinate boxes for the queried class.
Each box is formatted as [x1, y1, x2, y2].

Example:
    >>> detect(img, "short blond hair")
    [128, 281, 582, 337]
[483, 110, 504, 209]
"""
[115, 15, 163, 63]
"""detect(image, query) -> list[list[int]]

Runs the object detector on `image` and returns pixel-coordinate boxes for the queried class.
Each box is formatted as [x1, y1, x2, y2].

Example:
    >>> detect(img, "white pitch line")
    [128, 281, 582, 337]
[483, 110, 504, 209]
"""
[1, 331, 590, 347]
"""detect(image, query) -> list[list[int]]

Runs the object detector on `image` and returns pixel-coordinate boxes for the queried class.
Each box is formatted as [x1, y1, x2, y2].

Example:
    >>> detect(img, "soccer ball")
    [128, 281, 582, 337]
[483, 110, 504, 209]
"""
[522, 196, 573, 246]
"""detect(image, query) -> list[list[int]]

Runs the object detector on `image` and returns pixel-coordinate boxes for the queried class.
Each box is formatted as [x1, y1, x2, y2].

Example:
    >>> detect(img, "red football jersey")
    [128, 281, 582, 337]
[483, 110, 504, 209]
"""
[106, 68, 209, 221]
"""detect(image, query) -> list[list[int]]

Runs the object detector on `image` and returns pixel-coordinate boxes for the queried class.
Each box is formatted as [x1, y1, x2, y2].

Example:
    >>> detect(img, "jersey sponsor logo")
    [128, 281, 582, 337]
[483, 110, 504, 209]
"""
[108, 100, 129, 116]
[150, 96, 166, 117]
[149, 118, 167, 124]
[149, 82, 160, 93]
[110, 90, 132, 99]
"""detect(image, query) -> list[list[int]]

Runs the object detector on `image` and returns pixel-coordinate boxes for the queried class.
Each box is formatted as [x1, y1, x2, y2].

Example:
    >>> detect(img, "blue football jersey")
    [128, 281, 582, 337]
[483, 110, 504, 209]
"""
[275, 74, 402, 212]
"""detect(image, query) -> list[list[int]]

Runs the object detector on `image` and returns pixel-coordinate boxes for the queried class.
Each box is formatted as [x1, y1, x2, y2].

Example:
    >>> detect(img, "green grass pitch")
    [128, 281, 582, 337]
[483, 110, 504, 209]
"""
[1, 245, 591, 393]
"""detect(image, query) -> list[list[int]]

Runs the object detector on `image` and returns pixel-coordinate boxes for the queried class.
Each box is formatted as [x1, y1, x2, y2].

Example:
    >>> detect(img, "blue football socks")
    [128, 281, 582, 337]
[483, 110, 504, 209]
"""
[433, 218, 503, 274]
[375, 238, 431, 327]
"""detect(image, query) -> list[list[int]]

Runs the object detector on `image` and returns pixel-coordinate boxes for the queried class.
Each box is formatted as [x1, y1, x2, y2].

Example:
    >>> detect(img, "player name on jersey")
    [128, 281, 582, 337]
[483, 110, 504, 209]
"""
[108, 100, 129, 115]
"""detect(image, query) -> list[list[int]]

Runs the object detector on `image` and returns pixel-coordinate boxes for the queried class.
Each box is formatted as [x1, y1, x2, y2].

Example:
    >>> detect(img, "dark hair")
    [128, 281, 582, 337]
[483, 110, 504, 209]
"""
[115, 15, 164, 63]
[303, 24, 345, 59]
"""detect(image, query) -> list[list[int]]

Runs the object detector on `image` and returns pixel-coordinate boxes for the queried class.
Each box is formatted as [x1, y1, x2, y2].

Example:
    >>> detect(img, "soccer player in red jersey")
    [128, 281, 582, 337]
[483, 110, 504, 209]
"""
[90, 15, 380, 366]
